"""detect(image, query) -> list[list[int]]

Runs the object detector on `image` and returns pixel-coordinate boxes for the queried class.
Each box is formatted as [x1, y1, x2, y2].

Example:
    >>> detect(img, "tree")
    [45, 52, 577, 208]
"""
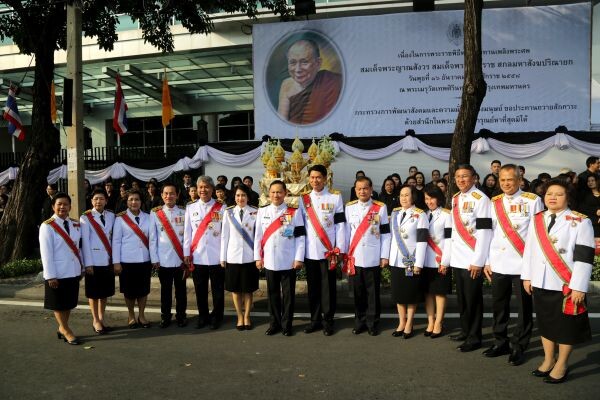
[0, 1, 291, 266]
[446, 0, 487, 205]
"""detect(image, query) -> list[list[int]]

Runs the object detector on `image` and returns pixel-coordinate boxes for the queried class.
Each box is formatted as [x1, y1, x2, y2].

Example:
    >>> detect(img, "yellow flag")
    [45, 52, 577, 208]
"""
[162, 71, 174, 128]
[50, 81, 57, 123]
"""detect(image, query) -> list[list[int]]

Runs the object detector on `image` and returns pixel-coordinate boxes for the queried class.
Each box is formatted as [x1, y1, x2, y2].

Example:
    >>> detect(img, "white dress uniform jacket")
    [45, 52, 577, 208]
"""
[40, 215, 83, 280]
[424, 208, 452, 268]
[487, 190, 543, 275]
[149, 205, 186, 268]
[442, 186, 492, 269]
[80, 209, 115, 267]
[220, 205, 257, 264]
[183, 198, 225, 265]
[389, 206, 428, 269]
[344, 200, 391, 267]
[300, 187, 346, 259]
[112, 210, 150, 264]
[522, 209, 595, 293]
[253, 203, 305, 271]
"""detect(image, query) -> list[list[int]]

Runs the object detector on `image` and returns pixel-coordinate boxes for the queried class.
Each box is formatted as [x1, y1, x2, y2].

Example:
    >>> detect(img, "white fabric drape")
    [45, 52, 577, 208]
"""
[0, 133, 599, 186]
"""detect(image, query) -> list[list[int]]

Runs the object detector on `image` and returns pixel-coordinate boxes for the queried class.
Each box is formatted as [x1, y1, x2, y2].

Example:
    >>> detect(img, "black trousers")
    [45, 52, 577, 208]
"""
[454, 268, 483, 345]
[351, 266, 381, 330]
[305, 258, 337, 327]
[158, 267, 187, 321]
[192, 264, 225, 324]
[491, 272, 533, 351]
[265, 269, 296, 330]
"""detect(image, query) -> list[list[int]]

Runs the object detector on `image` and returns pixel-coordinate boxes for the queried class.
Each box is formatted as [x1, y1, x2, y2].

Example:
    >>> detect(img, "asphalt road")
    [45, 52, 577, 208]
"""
[0, 302, 599, 400]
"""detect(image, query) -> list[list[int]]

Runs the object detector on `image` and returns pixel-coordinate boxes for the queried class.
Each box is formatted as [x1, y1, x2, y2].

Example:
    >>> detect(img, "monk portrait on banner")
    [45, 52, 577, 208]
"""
[277, 39, 342, 125]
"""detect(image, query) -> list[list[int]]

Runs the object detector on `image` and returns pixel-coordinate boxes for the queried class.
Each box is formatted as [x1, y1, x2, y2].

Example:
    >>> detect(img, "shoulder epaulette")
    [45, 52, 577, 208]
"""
[521, 192, 538, 200]
[248, 205, 258, 209]
[413, 207, 423, 214]
[43, 217, 55, 224]
[329, 188, 341, 195]
[69, 217, 79, 222]
[372, 200, 385, 206]
[82, 209, 92, 215]
[346, 200, 358, 206]
[301, 190, 311, 195]
[392, 206, 402, 212]
[186, 200, 196, 205]
[226, 205, 235, 210]
[441, 208, 451, 214]
[116, 211, 126, 217]
[453, 192, 460, 198]
[571, 210, 588, 219]
[260, 204, 270, 208]
[471, 192, 482, 200]
[287, 204, 298, 209]
[151, 206, 162, 213]
[491, 193, 504, 201]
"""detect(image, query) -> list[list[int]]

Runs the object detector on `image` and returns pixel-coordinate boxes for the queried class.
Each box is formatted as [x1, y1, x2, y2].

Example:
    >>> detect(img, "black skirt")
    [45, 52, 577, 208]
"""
[225, 262, 259, 293]
[533, 287, 591, 345]
[85, 265, 116, 299]
[44, 277, 80, 311]
[119, 262, 152, 299]
[421, 267, 452, 295]
[391, 267, 423, 304]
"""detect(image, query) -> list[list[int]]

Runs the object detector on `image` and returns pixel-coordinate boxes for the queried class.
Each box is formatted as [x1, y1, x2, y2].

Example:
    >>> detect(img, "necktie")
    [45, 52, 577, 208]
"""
[100, 214, 105, 226]
[135, 216, 140, 225]
[400, 211, 406, 224]
[63, 220, 70, 235]
[239, 209, 244, 221]
[428, 213, 433, 222]
[547, 213, 556, 232]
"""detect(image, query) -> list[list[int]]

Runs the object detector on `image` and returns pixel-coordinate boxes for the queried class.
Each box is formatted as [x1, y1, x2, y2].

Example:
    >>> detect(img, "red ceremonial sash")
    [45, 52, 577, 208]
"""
[452, 195, 476, 250]
[493, 196, 525, 256]
[303, 194, 338, 270]
[121, 214, 149, 249]
[156, 208, 184, 262]
[344, 203, 381, 276]
[48, 220, 83, 268]
[533, 212, 586, 315]
[260, 207, 297, 259]
[85, 211, 112, 257]
[190, 202, 224, 254]
[426, 235, 443, 265]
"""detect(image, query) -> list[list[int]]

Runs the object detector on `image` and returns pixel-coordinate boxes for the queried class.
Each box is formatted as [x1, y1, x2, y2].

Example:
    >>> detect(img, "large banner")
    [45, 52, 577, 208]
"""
[253, 3, 590, 138]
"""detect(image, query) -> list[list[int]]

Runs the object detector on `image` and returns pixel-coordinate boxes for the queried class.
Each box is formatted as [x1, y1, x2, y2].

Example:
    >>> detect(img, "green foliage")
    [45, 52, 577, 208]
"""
[0, 258, 42, 279]
[381, 267, 391, 286]
[593, 256, 600, 281]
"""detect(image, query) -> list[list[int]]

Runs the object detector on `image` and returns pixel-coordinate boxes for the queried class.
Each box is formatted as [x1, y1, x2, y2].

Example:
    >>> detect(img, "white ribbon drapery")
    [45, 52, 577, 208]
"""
[1, 133, 600, 186]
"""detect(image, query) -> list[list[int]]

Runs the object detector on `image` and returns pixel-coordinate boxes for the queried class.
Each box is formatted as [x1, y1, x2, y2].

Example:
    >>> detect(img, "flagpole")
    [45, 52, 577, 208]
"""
[11, 136, 15, 163]
[163, 126, 167, 157]
[117, 133, 121, 156]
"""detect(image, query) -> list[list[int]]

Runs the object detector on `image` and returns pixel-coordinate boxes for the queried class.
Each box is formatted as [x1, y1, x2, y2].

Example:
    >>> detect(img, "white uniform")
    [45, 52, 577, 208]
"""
[80, 209, 115, 267]
[487, 190, 543, 274]
[183, 199, 224, 265]
[149, 205, 186, 268]
[424, 208, 452, 268]
[389, 206, 428, 269]
[522, 209, 595, 292]
[300, 188, 345, 259]
[220, 205, 257, 264]
[344, 199, 391, 267]
[442, 186, 492, 269]
[112, 210, 150, 264]
[253, 203, 305, 270]
[40, 215, 82, 280]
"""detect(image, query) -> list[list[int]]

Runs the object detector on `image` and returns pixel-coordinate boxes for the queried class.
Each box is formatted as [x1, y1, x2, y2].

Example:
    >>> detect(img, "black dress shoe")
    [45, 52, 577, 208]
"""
[63, 337, 81, 345]
[483, 344, 510, 358]
[128, 321, 139, 329]
[508, 349, 525, 366]
[368, 328, 379, 336]
[403, 331, 413, 339]
[177, 318, 188, 328]
[531, 367, 554, 378]
[159, 320, 171, 329]
[93, 326, 107, 335]
[265, 326, 281, 336]
[430, 330, 444, 339]
[138, 318, 151, 329]
[423, 330, 432, 337]
[391, 330, 403, 337]
[457, 342, 482, 352]
[236, 325, 246, 331]
[195, 320, 207, 329]
[209, 322, 221, 330]
[323, 327, 333, 336]
[352, 327, 366, 335]
[244, 324, 253, 331]
[450, 333, 467, 342]
[544, 368, 569, 384]
[303, 323, 322, 334]
[282, 329, 293, 336]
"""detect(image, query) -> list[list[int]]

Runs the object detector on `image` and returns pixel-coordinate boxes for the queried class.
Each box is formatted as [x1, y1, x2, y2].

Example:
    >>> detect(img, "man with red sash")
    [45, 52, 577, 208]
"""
[482, 165, 543, 365]
[440, 164, 492, 352]
[150, 182, 188, 329]
[184, 176, 226, 330]
[254, 180, 305, 336]
[344, 176, 390, 336]
[299, 164, 346, 336]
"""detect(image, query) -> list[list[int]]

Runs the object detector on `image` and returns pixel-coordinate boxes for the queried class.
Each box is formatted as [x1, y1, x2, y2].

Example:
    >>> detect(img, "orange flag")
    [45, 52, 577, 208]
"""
[50, 81, 57, 123]
[162, 70, 174, 128]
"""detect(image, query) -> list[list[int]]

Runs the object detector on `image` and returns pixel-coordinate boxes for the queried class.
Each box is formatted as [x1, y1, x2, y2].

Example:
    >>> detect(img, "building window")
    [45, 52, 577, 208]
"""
[218, 111, 254, 141]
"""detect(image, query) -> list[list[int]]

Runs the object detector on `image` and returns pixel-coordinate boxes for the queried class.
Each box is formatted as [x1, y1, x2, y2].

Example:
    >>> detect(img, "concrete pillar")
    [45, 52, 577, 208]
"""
[205, 114, 218, 143]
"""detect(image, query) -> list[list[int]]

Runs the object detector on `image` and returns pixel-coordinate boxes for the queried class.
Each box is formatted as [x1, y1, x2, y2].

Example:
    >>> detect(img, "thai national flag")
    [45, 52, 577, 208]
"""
[3, 86, 25, 141]
[112, 74, 128, 136]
